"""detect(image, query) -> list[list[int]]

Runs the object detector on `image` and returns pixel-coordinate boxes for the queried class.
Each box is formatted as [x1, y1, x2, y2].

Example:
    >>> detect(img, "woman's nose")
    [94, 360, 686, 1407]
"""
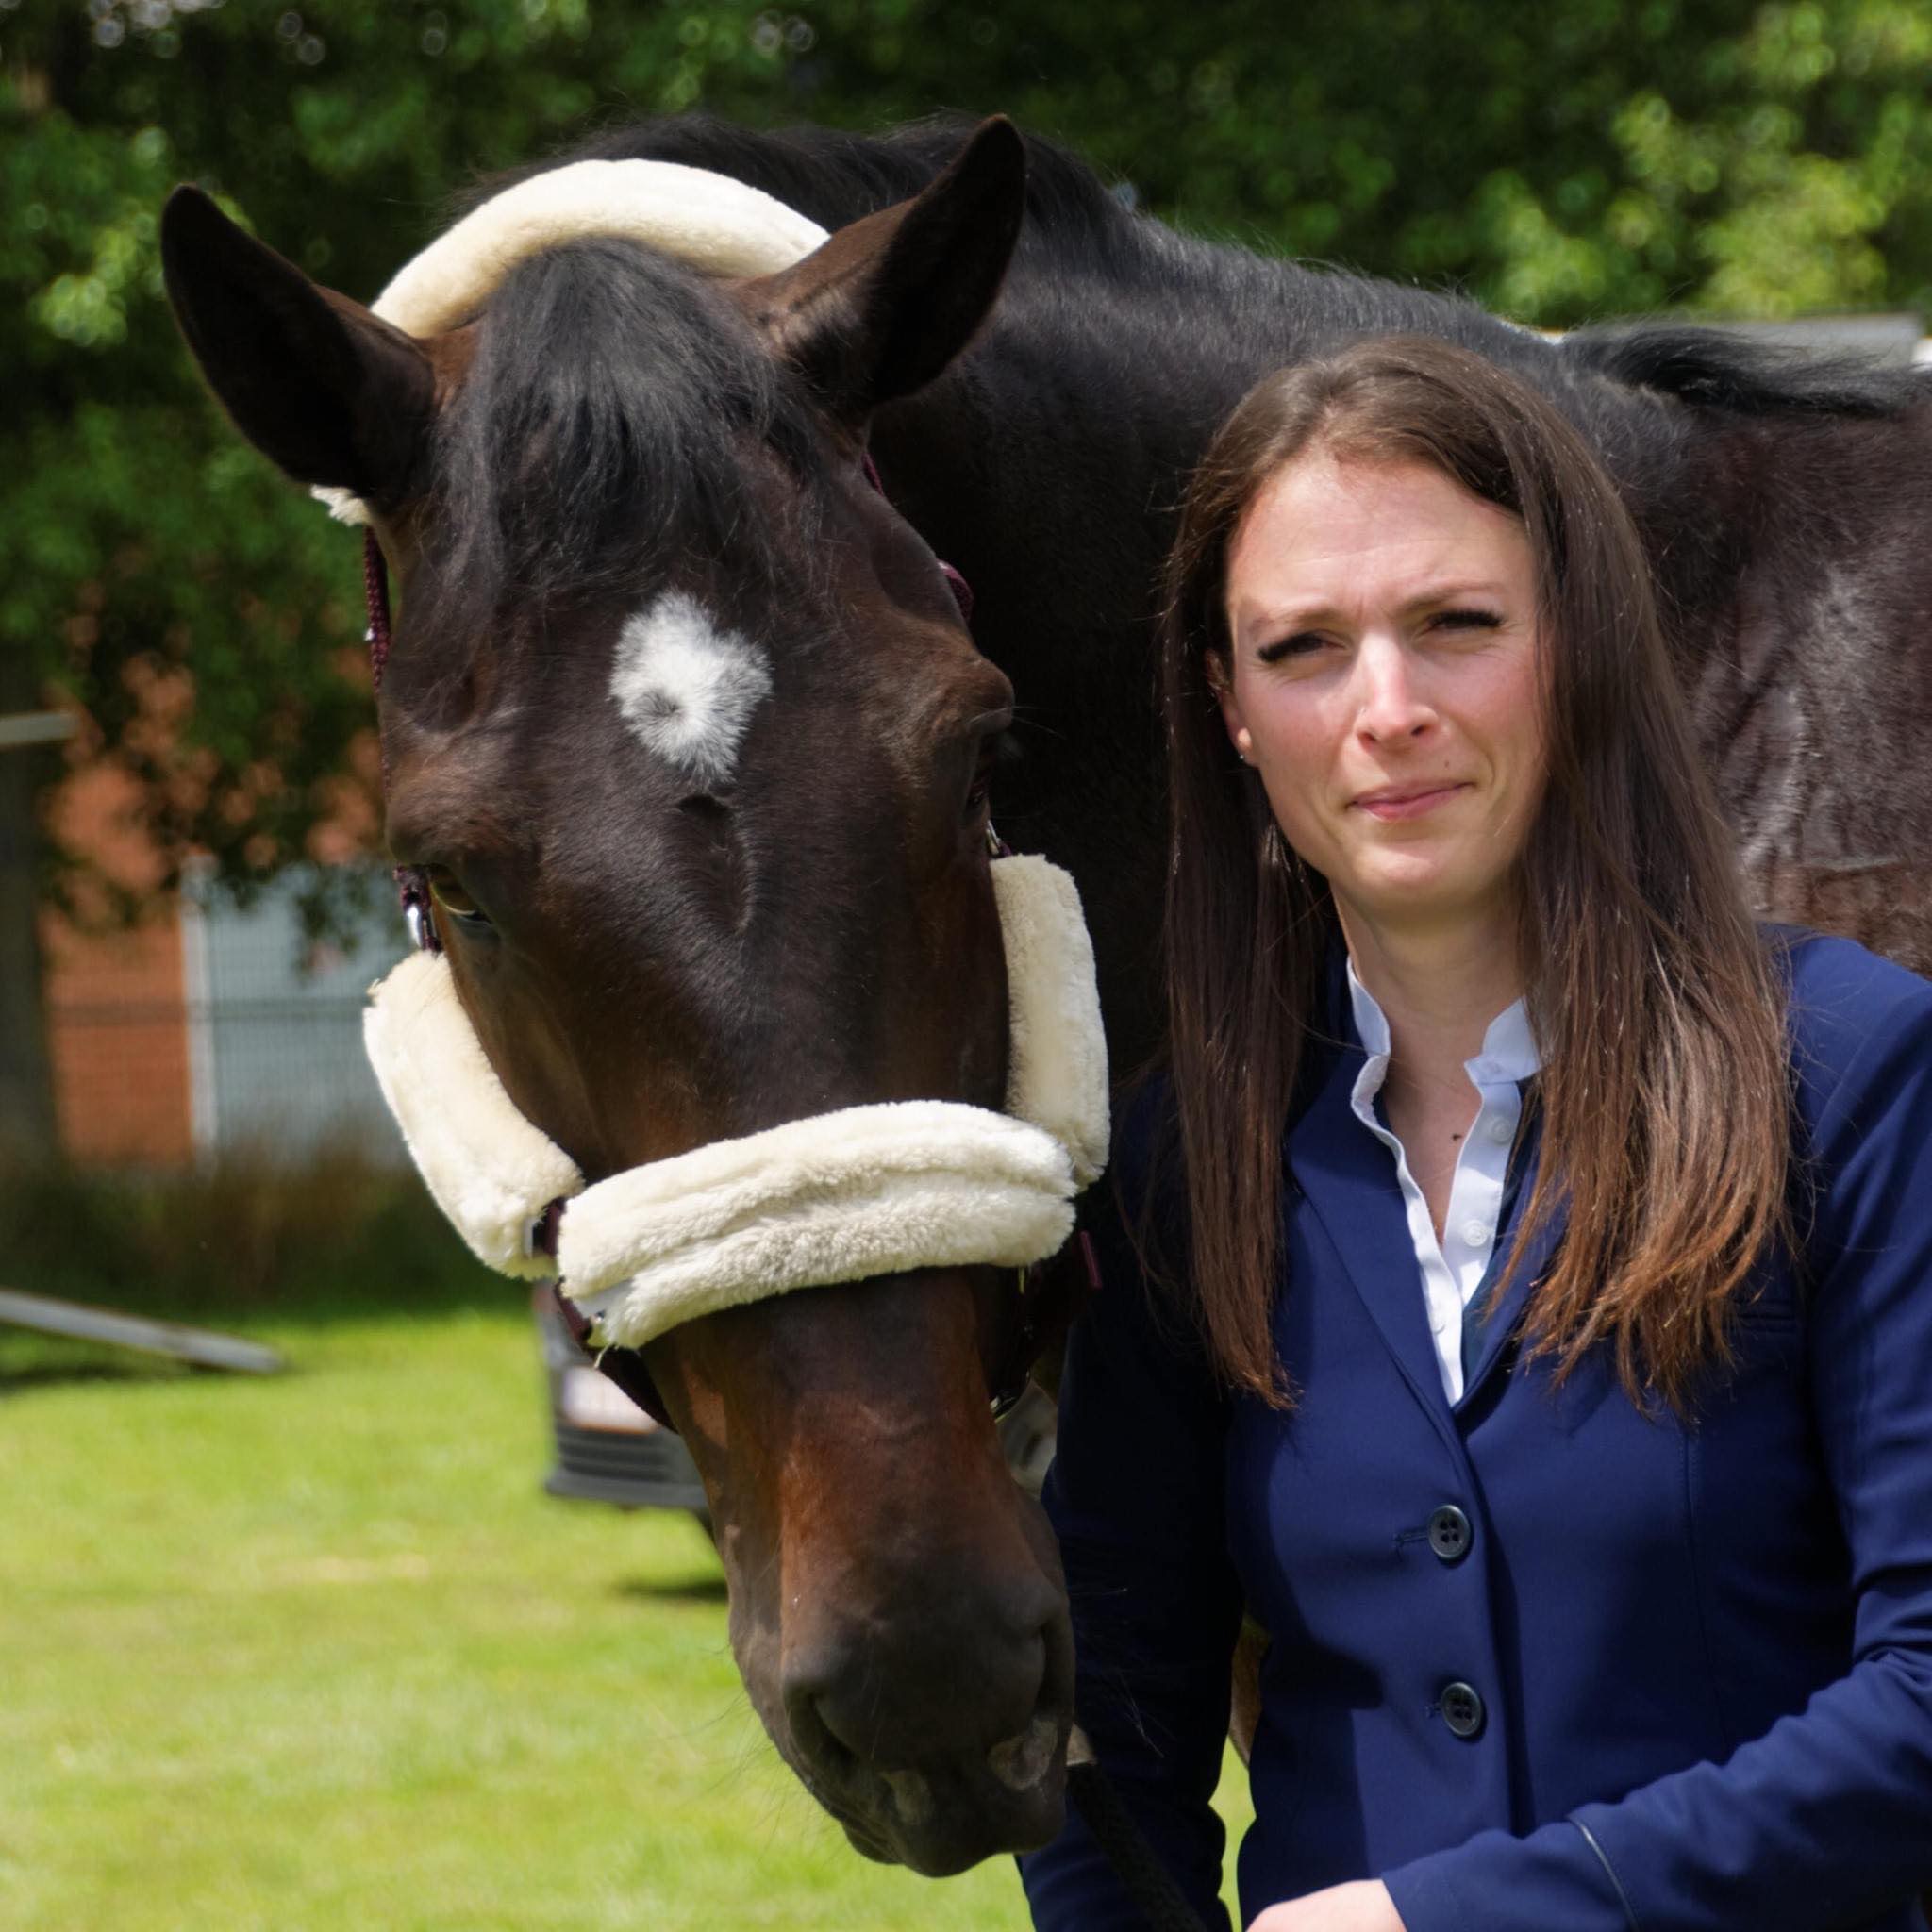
[1352, 637, 1435, 742]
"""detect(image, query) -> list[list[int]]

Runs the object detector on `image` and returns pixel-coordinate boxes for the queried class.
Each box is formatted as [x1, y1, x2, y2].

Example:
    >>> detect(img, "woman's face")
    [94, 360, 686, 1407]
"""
[1217, 451, 1548, 947]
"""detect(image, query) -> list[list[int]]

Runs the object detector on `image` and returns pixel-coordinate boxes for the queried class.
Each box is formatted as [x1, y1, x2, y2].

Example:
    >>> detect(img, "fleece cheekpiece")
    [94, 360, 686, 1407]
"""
[364, 854, 1109, 1350]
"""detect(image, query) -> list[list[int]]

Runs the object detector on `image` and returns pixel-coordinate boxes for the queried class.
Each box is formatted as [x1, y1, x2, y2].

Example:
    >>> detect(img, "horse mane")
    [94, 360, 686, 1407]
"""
[1563, 323, 1923, 418]
[456, 113, 1136, 269]
[504, 119, 1932, 422]
[454, 113, 1932, 424]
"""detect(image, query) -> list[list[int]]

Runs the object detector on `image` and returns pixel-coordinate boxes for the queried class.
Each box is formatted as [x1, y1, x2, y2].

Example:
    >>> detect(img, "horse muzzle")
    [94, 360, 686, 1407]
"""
[359, 850, 1107, 1865]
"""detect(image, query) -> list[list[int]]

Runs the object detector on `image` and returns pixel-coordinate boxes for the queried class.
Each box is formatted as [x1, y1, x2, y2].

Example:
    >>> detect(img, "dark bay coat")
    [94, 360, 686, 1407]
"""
[1021, 932, 1932, 1932]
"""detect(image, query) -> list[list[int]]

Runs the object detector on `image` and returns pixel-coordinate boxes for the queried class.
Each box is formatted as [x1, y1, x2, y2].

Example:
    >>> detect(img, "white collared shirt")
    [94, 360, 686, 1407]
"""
[1345, 961, 1541, 1404]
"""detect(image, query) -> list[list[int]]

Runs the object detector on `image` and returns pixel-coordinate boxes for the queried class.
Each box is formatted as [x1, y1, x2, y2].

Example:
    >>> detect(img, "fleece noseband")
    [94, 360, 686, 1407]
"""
[364, 852, 1108, 1350]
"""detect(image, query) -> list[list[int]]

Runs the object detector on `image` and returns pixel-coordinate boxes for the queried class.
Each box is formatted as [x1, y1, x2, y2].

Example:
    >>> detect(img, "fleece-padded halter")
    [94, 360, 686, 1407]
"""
[364, 853, 1108, 1349]
[347, 154, 1108, 1349]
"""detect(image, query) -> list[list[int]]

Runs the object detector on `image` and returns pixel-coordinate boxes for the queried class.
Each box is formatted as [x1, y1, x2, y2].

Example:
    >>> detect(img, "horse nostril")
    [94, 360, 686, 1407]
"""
[781, 1659, 855, 1772]
[778, 1556, 1073, 1797]
[802, 1676, 890, 1764]
[785, 1618, 1053, 1773]
[808, 1695, 861, 1777]
[987, 1711, 1059, 1792]
[879, 1764, 936, 1825]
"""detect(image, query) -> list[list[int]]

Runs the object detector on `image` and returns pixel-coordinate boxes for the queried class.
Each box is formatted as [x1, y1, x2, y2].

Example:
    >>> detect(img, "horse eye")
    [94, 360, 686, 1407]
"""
[965, 726, 1018, 819]
[425, 867, 490, 924]
[966, 756, 993, 816]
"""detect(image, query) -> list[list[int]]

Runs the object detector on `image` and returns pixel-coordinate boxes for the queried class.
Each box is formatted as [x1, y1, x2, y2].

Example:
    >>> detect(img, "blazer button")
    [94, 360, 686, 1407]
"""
[1440, 1680, 1486, 1740]
[1427, 1504, 1473, 1563]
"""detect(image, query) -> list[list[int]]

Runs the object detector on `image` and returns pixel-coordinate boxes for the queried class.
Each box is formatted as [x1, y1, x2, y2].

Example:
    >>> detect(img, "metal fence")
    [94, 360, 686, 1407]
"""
[187, 868, 408, 1162]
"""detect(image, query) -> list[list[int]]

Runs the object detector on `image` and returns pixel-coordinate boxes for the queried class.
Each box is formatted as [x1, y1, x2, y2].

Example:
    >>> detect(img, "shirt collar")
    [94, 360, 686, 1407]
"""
[1345, 957, 1541, 1084]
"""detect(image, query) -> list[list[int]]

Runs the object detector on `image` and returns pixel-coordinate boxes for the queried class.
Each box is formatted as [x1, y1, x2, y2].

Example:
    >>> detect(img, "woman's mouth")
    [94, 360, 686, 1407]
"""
[1352, 782, 1470, 821]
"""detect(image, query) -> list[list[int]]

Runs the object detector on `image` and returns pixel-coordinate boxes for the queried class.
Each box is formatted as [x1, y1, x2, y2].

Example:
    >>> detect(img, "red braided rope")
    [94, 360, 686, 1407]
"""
[362, 528, 393, 693]
[361, 529, 438, 953]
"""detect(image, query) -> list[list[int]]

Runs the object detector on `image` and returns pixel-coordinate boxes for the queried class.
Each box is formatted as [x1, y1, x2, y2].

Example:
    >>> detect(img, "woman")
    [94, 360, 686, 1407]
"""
[1021, 338, 1932, 1931]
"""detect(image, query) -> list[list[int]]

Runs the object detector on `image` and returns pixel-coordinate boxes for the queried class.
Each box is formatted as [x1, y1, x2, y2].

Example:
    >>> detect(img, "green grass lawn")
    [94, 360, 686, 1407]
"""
[0, 1282, 1253, 1930]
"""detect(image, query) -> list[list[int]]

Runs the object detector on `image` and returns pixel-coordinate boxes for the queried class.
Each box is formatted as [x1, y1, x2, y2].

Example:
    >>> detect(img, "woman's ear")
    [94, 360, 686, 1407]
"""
[1205, 651, 1255, 763]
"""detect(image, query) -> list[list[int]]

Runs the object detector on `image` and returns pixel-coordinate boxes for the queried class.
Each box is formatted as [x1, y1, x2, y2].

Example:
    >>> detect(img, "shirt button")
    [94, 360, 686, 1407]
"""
[1487, 1115, 1513, 1143]
[1426, 1504, 1473, 1563]
[1440, 1680, 1486, 1739]
[1460, 1219, 1491, 1247]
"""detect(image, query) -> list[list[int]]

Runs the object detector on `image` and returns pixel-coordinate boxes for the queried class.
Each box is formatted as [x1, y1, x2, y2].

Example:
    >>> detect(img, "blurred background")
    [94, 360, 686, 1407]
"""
[6, 2, 1932, 1926]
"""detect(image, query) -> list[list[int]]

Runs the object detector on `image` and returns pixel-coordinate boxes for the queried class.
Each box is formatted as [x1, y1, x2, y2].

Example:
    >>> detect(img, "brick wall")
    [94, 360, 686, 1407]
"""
[42, 906, 193, 1167]
[41, 761, 192, 1168]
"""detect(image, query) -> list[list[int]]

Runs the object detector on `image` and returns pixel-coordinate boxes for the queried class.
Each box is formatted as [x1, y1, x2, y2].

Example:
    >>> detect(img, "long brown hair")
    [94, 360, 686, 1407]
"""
[1160, 336, 1790, 1412]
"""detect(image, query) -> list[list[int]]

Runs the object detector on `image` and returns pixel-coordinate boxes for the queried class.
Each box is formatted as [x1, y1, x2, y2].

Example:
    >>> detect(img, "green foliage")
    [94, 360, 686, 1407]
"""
[8, 0, 1932, 909]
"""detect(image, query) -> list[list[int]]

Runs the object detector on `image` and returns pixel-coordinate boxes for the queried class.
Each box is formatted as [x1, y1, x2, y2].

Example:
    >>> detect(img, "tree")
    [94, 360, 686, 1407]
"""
[7, 0, 1932, 919]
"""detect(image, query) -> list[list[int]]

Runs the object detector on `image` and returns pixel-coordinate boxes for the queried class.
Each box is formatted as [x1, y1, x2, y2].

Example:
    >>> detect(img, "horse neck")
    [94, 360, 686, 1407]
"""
[871, 231, 1541, 1070]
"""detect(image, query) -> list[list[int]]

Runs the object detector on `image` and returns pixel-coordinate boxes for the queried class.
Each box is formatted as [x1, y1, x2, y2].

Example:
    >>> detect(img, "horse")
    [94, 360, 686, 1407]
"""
[158, 112, 1932, 1877]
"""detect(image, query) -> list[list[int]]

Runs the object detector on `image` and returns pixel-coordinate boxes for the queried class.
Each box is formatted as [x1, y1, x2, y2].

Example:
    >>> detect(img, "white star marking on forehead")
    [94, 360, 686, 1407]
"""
[609, 592, 774, 788]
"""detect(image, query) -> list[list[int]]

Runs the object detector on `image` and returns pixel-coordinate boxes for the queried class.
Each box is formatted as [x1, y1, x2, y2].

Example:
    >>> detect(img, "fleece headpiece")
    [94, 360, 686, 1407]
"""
[365, 854, 1108, 1350]
[318, 159, 832, 525]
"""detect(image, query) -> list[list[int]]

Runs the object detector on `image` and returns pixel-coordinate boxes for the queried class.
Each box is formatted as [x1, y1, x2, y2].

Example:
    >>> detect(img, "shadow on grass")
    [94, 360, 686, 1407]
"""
[615, 1571, 731, 1605]
[0, 1352, 192, 1391]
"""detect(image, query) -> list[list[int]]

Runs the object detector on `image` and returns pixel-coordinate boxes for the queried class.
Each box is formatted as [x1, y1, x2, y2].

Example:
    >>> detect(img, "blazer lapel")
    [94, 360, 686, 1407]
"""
[1457, 1118, 1567, 1411]
[1288, 1047, 1457, 1438]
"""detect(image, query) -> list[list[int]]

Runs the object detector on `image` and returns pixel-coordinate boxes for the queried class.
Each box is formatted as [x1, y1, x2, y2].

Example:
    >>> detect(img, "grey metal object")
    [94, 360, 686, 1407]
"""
[0, 711, 78, 751]
[530, 1287, 1058, 1513]
[531, 1285, 709, 1513]
[0, 1286, 284, 1374]
[1, 710, 287, 1379]
[1716, 311, 1925, 365]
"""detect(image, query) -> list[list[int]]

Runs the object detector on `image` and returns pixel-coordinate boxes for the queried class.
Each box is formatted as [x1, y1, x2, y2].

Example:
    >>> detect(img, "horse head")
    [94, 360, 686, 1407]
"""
[160, 120, 1082, 1874]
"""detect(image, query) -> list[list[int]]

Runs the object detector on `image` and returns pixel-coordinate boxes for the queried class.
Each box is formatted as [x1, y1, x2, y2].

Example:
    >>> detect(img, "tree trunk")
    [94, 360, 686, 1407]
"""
[0, 668, 59, 1163]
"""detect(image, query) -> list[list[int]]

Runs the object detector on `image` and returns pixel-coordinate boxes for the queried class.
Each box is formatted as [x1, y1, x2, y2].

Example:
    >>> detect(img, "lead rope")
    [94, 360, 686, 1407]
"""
[905, 475, 1216, 1928]
[361, 518, 1207, 1932]
[1066, 1760, 1220, 1931]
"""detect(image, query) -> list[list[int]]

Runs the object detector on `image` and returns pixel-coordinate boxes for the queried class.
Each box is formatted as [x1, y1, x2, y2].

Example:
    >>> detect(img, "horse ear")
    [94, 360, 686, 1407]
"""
[746, 116, 1026, 420]
[161, 186, 436, 502]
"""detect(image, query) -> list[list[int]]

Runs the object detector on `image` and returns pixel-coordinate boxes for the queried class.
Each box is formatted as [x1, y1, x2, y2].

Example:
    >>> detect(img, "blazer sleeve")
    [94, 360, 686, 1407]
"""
[1382, 977, 1932, 1932]
[1020, 1101, 1245, 1932]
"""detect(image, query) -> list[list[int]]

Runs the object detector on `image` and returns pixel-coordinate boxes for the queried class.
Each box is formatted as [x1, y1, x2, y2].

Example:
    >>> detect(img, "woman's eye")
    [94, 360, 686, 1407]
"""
[425, 867, 490, 924]
[1257, 631, 1324, 664]
[1429, 608, 1503, 634]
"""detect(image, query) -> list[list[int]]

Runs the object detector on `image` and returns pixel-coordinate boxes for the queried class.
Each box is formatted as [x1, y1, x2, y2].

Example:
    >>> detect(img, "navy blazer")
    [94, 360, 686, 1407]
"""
[1022, 932, 1932, 1931]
